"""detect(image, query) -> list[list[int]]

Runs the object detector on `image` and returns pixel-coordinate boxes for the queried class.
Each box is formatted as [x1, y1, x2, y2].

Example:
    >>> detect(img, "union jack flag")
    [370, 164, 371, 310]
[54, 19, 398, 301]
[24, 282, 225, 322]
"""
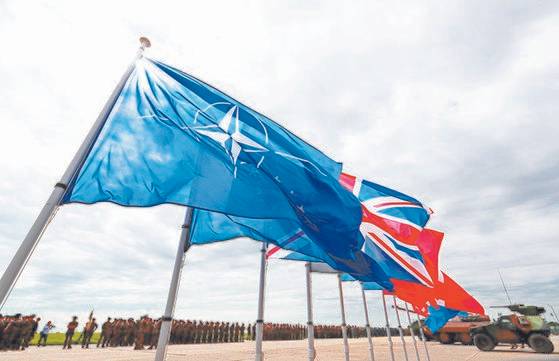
[340, 173, 433, 286]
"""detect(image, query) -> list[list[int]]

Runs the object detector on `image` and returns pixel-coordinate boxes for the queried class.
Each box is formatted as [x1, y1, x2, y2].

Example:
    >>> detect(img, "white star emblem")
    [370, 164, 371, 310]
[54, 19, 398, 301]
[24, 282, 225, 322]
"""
[191, 105, 268, 176]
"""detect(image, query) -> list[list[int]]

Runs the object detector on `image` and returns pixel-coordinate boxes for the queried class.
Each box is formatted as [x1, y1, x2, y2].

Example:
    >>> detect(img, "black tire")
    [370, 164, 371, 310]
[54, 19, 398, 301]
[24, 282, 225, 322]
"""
[474, 333, 496, 351]
[439, 333, 455, 344]
[528, 334, 554, 354]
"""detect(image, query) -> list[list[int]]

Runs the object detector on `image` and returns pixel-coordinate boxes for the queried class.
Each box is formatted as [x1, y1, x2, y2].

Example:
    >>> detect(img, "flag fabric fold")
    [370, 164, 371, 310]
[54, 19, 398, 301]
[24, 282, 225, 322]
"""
[190, 210, 393, 288]
[340, 173, 433, 285]
[63, 57, 364, 258]
[424, 306, 467, 333]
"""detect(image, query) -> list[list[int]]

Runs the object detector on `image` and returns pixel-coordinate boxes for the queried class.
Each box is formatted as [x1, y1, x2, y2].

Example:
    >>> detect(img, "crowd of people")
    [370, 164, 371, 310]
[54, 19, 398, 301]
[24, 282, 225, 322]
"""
[0, 313, 402, 352]
[0, 314, 41, 351]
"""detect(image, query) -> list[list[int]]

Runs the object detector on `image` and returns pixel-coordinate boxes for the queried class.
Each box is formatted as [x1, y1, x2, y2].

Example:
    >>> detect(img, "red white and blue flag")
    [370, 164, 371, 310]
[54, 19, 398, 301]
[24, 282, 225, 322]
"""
[339, 173, 433, 286]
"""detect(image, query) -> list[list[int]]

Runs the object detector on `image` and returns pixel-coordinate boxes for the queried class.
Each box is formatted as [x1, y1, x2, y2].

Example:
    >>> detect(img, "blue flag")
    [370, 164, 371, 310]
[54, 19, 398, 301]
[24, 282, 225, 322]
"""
[63, 57, 363, 254]
[424, 306, 467, 333]
[340, 272, 385, 290]
[190, 210, 392, 289]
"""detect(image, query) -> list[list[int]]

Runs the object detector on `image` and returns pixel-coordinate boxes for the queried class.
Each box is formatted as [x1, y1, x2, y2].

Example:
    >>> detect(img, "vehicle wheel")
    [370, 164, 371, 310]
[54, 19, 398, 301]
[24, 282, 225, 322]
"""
[473, 333, 495, 351]
[528, 334, 554, 354]
[439, 333, 454, 344]
[459, 333, 473, 345]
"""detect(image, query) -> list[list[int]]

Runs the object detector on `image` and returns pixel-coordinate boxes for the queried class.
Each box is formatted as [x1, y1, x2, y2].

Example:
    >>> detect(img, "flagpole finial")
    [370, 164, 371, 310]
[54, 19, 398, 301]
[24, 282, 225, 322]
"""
[139, 37, 151, 50]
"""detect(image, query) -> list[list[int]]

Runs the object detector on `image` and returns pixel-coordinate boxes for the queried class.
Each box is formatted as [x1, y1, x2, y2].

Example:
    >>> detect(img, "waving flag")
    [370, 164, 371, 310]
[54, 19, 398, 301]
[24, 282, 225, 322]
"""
[415, 229, 444, 282]
[340, 173, 433, 285]
[390, 250, 485, 332]
[63, 57, 363, 255]
[190, 210, 393, 288]
[339, 172, 484, 331]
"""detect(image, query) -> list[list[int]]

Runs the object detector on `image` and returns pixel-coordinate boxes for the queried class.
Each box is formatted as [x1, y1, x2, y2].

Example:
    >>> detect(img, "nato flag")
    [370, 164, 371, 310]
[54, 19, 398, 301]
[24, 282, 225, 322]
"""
[190, 210, 392, 288]
[63, 57, 362, 258]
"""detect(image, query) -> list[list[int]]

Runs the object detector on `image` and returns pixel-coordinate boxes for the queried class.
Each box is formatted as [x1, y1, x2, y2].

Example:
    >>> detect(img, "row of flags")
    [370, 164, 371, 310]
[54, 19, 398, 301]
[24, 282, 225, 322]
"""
[62, 56, 483, 332]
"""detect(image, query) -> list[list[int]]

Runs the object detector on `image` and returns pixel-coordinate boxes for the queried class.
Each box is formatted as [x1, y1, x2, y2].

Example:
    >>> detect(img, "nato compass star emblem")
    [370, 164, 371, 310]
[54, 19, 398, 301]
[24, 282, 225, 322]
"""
[191, 103, 268, 177]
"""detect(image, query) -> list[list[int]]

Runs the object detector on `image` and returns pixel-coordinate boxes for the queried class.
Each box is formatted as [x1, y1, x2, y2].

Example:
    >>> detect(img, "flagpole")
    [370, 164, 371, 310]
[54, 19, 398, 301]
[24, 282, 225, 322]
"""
[381, 293, 395, 361]
[154, 207, 193, 361]
[392, 295, 409, 361]
[337, 274, 350, 361]
[403, 302, 421, 361]
[255, 242, 268, 361]
[305, 262, 316, 361]
[360, 285, 375, 361]
[0, 37, 150, 311]
[415, 311, 431, 361]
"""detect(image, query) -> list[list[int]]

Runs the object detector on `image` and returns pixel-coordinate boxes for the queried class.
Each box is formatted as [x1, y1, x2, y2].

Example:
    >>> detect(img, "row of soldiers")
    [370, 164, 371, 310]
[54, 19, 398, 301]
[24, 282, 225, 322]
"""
[94, 316, 254, 350]
[314, 325, 402, 339]
[3, 313, 402, 351]
[0, 314, 40, 351]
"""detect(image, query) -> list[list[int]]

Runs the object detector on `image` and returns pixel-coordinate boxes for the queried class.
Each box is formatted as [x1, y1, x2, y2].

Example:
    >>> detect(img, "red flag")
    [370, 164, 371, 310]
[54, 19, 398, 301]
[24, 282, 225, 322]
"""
[415, 229, 443, 282]
[392, 272, 485, 316]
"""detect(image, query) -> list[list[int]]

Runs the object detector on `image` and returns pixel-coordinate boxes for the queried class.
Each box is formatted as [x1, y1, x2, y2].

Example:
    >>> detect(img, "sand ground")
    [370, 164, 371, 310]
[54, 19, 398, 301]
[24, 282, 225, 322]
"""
[1, 336, 558, 361]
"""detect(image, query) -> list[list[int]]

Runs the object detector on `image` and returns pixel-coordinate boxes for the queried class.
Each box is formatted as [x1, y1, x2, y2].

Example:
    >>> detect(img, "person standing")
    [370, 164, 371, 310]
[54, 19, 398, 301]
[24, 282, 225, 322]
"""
[28, 316, 40, 348]
[97, 317, 112, 348]
[134, 316, 148, 350]
[63, 316, 78, 349]
[82, 317, 98, 348]
[38, 321, 55, 347]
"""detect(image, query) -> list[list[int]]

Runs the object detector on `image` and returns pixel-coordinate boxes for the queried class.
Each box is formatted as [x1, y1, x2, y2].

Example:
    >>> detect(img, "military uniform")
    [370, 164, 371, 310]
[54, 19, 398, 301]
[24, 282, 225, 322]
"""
[97, 318, 112, 347]
[63, 317, 78, 349]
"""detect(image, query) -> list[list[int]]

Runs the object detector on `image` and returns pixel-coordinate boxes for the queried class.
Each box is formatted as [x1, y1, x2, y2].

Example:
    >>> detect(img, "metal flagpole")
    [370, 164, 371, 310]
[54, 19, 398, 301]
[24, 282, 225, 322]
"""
[305, 262, 316, 361]
[255, 242, 268, 361]
[337, 274, 350, 361]
[154, 207, 193, 361]
[403, 302, 421, 361]
[360, 285, 375, 361]
[381, 292, 396, 361]
[0, 37, 151, 311]
[415, 311, 431, 361]
[392, 295, 409, 361]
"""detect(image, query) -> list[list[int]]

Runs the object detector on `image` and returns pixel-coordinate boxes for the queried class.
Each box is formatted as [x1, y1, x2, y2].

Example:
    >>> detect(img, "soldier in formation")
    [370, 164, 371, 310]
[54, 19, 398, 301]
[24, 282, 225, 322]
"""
[2, 312, 377, 351]
[0, 314, 41, 351]
[62, 316, 79, 349]
[263, 323, 306, 341]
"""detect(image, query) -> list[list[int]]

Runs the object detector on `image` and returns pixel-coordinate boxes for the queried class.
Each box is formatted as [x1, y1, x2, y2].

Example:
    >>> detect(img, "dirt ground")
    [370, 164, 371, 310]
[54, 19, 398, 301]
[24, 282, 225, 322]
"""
[1, 336, 558, 361]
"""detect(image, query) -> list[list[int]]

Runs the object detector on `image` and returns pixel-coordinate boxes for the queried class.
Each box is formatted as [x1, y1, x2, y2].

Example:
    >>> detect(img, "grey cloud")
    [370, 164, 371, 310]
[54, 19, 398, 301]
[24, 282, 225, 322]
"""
[1, 0, 558, 328]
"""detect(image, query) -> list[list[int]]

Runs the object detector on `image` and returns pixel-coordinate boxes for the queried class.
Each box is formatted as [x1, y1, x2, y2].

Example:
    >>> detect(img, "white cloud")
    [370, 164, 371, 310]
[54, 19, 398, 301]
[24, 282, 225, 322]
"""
[1, 0, 559, 328]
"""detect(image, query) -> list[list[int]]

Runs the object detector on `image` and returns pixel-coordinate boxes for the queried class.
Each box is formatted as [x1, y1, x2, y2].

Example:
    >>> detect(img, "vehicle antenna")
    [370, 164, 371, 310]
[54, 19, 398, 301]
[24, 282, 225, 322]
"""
[498, 269, 513, 304]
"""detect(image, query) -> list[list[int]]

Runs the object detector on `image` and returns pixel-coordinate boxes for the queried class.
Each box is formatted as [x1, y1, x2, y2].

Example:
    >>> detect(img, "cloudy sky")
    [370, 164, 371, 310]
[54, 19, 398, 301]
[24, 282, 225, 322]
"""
[1, 0, 559, 329]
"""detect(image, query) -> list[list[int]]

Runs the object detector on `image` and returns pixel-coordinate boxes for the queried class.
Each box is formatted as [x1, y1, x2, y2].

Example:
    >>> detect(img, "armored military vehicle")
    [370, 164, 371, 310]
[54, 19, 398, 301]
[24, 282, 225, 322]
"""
[470, 305, 554, 354]
[410, 314, 490, 345]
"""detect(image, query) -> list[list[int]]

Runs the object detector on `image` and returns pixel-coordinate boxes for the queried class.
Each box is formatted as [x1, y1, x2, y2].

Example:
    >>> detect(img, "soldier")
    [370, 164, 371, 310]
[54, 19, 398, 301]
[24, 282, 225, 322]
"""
[117, 318, 127, 346]
[185, 320, 192, 344]
[252, 323, 256, 341]
[63, 316, 78, 349]
[219, 322, 227, 343]
[240, 323, 245, 342]
[19, 315, 34, 350]
[192, 320, 199, 344]
[145, 317, 154, 347]
[126, 318, 136, 346]
[171, 320, 178, 344]
[148, 318, 161, 350]
[82, 317, 98, 348]
[97, 317, 112, 348]
[1, 315, 17, 350]
[203, 320, 209, 344]
[134, 316, 148, 350]
[234, 323, 240, 342]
